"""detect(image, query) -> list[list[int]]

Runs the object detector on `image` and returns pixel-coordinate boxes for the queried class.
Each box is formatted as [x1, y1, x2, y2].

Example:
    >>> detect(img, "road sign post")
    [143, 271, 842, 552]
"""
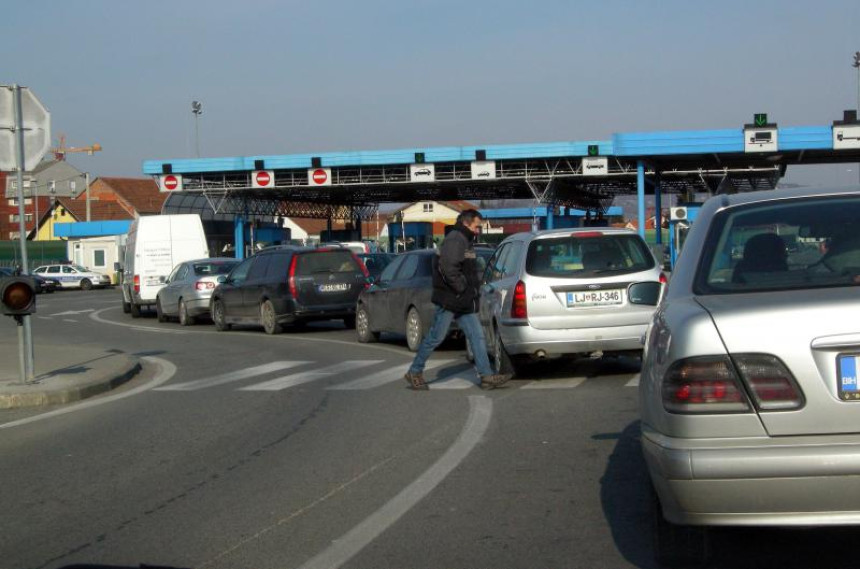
[1, 85, 51, 383]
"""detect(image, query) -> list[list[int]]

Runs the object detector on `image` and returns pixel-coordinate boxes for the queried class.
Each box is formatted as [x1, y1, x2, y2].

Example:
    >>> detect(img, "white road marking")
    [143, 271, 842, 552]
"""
[37, 316, 52, 320]
[240, 361, 381, 391]
[0, 356, 176, 430]
[327, 359, 455, 391]
[626, 375, 640, 387]
[63, 319, 78, 323]
[296, 395, 493, 569]
[429, 368, 478, 389]
[50, 309, 95, 316]
[521, 377, 587, 389]
[155, 361, 311, 392]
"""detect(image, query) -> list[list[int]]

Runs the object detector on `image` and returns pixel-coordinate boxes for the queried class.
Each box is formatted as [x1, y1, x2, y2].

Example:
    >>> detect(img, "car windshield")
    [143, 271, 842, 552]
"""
[696, 195, 860, 294]
[525, 234, 655, 277]
[296, 250, 360, 274]
[72, 264, 89, 272]
[193, 261, 238, 276]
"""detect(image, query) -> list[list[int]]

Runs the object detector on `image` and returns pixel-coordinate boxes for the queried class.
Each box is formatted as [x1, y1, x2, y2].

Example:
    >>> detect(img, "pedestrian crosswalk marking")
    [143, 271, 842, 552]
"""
[327, 359, 456, 391]
[156, 361, 312, 391]
[521, 377, 587, 390]
[240, 361, 382, 391]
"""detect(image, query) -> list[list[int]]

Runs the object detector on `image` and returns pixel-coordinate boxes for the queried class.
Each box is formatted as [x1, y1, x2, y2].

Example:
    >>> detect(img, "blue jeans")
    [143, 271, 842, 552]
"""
[409, 305, 493, 382]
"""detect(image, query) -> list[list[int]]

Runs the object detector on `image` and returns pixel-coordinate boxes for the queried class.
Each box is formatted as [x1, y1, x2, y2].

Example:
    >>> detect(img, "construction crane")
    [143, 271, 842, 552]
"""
[52, 134, 102, 161]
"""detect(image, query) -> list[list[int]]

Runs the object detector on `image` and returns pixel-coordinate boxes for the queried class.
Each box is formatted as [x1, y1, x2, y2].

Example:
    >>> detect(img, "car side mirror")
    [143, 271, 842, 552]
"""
[217, 275, 228, 284]
[628, 282, 663, 306]
[159, 276, 168, 284]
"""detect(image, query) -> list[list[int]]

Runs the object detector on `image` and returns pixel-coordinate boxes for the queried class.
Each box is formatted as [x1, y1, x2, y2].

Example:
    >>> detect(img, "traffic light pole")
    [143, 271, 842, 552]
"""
[13, 85, 35, 383]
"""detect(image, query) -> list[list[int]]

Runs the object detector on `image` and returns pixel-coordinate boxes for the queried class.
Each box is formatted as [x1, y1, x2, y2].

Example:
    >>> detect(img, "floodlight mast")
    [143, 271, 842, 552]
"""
[192, 100, 203, 158]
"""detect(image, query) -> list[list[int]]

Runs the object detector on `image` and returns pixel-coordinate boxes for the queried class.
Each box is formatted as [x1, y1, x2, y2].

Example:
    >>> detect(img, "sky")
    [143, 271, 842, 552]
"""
[4, 0, 860, 187]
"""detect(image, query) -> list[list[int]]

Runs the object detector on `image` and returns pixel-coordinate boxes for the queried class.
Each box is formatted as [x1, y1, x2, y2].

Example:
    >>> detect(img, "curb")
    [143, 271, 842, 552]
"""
[0, 358, 142, 410]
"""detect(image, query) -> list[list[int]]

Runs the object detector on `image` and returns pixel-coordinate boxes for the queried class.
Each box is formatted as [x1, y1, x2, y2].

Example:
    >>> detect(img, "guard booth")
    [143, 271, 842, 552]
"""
[668, 203, 703, 268]
[388, 222, 433, 252]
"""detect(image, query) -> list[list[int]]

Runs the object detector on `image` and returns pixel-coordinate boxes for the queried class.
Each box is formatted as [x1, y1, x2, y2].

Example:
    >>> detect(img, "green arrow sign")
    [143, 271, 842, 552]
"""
[754, 113, 768, 127]
[587, 144, 599, 157]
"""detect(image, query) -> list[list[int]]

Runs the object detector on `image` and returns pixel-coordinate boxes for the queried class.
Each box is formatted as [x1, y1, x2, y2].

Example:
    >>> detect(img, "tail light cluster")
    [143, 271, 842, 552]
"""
[195, 281, 216, 291]
[662, 354, 804, 414]
[133, 274, 140, 294]
[288, 255, 298, 298]
[511, 280, 527, 319]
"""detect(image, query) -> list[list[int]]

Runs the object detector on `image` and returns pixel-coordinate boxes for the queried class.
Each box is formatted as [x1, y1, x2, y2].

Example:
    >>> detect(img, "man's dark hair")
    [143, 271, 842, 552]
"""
[456, 209, 483, 226]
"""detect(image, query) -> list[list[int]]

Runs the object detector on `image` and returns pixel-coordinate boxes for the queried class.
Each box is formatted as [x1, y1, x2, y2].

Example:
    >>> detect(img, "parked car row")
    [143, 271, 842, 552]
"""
[0, 267, 61, 294]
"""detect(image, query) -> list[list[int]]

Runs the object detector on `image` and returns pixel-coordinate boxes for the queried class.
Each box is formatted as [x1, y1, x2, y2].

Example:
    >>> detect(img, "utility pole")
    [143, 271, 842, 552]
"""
[853, 52, 860, 184]
[192, 100, 203, 158]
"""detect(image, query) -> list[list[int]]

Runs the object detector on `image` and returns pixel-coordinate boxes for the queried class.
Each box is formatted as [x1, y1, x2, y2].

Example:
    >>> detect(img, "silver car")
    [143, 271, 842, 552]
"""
[640, 186, 860, 566]
[476, 228, 665, 376]
[155, 258, 239, 325]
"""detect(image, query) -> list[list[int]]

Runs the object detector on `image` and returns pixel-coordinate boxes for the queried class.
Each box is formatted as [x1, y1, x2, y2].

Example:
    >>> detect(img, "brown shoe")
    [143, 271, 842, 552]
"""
[404, 371, 428, 390]
[480, 374, 512, 390]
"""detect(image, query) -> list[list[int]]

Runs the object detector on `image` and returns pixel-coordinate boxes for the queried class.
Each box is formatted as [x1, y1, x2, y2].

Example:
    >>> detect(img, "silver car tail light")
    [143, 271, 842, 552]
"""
[732, 354, 805, 411]
[195, 281, 216, 291]
[511, 280, 527, 319]
[662, 356, 752, 414]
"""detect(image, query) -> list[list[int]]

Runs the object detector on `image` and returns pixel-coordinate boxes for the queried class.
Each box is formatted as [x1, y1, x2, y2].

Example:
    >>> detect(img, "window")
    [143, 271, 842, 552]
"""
[378, 255, 405, 283]
[229, 258, 254, 284]
[295, 251, 359, 275]
[92, 250, 106, 268]
[62, 266, 77, 274]
[7, 198, 32, 206]
[394, 254, 420, 281]
[423, 203, 434, 213]
[247, 255, 272, 280]
[47, 266, 60, 274]
[167, 265, 183, 283]
[526, 234, 655, 278]
[696, 196, 860, 294]
[194, 261, 239, 276]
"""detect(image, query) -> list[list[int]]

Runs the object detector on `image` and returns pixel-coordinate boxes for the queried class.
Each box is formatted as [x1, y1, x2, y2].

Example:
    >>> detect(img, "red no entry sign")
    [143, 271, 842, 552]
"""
[256, 171, 271, 186]
[312, 169, 328, 184]
[163, 175, 179, 191]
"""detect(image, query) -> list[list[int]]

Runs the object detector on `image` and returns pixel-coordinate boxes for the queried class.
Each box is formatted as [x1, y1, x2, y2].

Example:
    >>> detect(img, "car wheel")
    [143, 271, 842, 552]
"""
[130, 302, 141, 318]
[356, 304, 380, 343]
[492, 325, 518, 377]
[212, 298, 230, 331]
[652, 487, 710, 568]
[261, 300, 282, 335]
[406, 307, 423, 352]
[156, 296, 167, 323]
[80, 278, 93, 291]
[179, 299, 196, 326]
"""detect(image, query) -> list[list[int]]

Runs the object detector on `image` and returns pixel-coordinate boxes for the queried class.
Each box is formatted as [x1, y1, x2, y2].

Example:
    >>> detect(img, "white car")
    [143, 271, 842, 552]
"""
[33, 264, 112, 290]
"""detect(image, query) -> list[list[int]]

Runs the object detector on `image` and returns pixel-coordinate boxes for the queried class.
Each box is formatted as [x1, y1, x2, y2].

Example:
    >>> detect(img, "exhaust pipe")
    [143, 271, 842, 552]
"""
[589, 350, 604, 360]
[534, 349, 547, 359]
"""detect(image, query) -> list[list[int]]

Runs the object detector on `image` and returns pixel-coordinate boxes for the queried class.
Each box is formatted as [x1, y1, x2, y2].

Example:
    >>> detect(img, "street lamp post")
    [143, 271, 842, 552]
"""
[854, 52, 860, 183]
[192, 100, 203, 158]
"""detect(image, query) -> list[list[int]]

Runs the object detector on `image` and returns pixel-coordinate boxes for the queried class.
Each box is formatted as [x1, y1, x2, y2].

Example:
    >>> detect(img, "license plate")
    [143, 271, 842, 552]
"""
[319, 283, 350, 293]
[567, 289, 623, 308]
[837, 354, 860, 400]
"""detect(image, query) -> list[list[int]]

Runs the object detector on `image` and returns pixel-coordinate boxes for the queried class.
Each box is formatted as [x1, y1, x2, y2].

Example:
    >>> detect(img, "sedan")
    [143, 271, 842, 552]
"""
[355, 248, 493, 351]
[155, 258, 239, 325]
[640, 186, 860, 566]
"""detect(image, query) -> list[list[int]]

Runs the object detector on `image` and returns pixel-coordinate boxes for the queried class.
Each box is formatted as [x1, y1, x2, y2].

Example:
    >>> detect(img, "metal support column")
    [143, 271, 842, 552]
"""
[654, 172, 662, 245]
[637, 161, 646, 239]
[234, 215, 245, 260]
[546, 206, 554, 230]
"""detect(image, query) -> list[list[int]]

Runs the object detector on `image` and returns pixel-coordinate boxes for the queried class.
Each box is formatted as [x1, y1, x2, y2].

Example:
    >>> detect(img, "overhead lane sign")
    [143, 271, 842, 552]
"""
[582, 157, 608, 176]
[159, 174, 183, 192]
[308, 168, 332, 186]
[470, 161, 496, 180]
[252, 170, 275, 188]
[833, 110, 860, 150]
[744, 113, 778, 153]
[410, 163, 435, 182]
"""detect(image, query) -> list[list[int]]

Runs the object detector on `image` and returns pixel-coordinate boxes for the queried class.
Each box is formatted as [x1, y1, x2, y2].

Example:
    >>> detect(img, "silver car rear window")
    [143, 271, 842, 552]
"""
[696, 196, 860, 294]
[525, 234, 655, 277]
[193, 261, 238, 276]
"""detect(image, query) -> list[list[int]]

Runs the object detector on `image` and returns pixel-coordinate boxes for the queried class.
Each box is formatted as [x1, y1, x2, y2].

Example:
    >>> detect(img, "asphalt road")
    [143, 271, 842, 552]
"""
[2, 289, 859, 569]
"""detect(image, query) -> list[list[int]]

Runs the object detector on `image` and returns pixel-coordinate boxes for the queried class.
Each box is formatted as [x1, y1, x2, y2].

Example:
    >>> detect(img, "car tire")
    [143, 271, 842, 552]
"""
[130, 302, 141, 318]
[212, 298, 230, 331]
[652, 487, 710, 568]
[356, 304, 379, 343]
[261, 300, 282, 335]
[406, 307, 423, 352]
[122, 294, 131, 314]
[492, 325, 519, 377]
[80, 278, 93, 291]
[156, 297, 168, 323]
[179, 299, 195, 326]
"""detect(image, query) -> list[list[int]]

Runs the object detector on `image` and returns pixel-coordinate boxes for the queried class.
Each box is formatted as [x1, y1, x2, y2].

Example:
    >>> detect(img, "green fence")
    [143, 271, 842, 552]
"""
[0, 241, 68, 271]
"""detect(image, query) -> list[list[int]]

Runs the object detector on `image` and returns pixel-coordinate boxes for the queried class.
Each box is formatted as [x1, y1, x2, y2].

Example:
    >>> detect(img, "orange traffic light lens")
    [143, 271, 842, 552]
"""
[3, 282, 34, 311]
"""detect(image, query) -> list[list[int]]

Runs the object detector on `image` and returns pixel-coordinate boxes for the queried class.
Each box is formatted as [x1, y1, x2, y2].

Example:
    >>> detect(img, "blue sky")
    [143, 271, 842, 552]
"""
[4, 0, 860, 185]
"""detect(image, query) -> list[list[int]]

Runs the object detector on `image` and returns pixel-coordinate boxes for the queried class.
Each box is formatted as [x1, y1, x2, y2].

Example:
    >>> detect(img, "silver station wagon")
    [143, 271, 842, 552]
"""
[640, 186, 860, 566]
[476, 227, 665, 375]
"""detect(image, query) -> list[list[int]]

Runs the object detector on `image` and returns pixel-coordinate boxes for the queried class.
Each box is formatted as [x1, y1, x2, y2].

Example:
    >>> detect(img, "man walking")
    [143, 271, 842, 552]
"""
[404, 209, 511, 390]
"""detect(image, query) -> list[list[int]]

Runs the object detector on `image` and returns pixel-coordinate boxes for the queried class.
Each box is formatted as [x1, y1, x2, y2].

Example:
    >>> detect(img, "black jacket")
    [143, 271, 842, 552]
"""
[431, 225, 481, 314]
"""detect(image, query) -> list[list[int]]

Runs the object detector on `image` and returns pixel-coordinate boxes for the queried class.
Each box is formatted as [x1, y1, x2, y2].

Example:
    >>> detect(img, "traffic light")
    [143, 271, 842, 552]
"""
[1, 276, 37, 317]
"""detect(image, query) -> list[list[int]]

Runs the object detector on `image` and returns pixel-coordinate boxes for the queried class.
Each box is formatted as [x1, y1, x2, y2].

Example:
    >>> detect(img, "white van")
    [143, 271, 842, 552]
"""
[120, 214, 209, 317]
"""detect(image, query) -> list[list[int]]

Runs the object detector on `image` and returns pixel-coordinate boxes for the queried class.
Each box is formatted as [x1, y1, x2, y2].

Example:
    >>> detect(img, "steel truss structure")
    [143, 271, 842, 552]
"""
[165, 157, 784, 219]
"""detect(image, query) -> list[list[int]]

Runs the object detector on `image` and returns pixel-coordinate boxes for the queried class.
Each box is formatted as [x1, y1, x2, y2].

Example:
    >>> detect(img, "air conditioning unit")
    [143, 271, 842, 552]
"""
[670, 207, 687, 221]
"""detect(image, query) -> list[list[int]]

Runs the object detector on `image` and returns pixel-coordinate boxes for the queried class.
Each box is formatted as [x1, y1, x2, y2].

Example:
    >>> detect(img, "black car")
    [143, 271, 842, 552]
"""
[210, 246, 370, 334]
[356, 253, 396, 278]
[0, 267, 58, 294]
[355, 248, 493, 351]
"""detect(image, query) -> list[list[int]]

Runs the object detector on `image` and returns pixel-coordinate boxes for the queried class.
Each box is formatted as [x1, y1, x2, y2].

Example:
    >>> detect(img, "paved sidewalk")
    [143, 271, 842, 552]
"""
[0, 341, 141, 409]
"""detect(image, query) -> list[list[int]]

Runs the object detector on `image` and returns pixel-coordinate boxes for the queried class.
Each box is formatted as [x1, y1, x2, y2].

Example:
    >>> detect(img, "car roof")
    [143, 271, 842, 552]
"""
[704, 185, 860, 209]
